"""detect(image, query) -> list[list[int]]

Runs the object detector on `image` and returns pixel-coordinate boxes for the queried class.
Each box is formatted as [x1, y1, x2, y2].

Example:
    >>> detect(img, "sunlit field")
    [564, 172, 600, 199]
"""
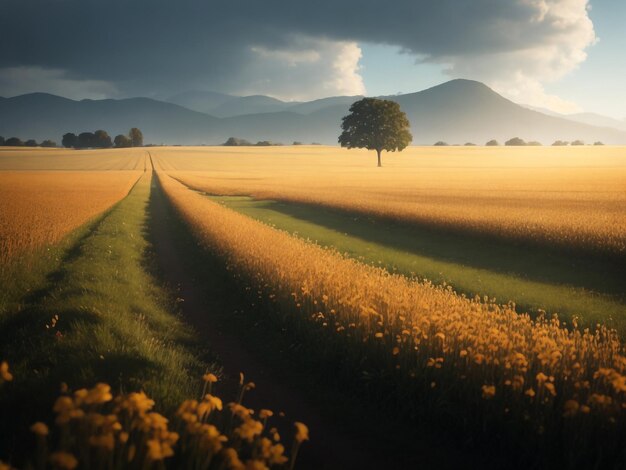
[2, 145, 626, 468]
[157, 145, 626, 256]
[0, 171, 141, 266]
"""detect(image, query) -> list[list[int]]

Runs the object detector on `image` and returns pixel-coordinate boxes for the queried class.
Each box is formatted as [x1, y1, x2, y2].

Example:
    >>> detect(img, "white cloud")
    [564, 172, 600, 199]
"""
[433, 0, 595, 113]
[239, 37, 365, 101]
[0, 66, 118, 99]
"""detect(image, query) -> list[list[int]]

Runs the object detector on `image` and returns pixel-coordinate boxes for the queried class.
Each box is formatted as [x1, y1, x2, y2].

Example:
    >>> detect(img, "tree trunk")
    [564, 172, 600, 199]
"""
[376, 149, 382, 167]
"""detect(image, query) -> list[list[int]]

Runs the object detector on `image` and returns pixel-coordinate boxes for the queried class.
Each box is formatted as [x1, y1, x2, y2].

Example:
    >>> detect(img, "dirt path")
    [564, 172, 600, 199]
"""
[147, 171, 390, 470]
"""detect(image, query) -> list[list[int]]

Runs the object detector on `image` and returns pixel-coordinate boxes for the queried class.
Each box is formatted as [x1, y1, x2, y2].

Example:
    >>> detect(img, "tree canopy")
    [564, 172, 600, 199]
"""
[94, 130, 113, 149]
[505, 137, 526, 146]
[338, 98, 412, 167]
[78, 132, 95, 149]
[5, 137, 23, 146]
[129, 128, 143, 147]
[114, 134, 132, 148]
[62, 133, 77, 148]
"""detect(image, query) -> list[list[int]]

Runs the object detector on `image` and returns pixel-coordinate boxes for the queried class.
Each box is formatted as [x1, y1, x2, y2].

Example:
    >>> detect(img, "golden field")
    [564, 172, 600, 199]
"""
[157, 169, 626, 447]
[0, 147, 147, 171]
[154, 145, 626, 256]
[0, 171, 141, 266]
[1, 146, 625, 466]
[0, 148, 147, 266]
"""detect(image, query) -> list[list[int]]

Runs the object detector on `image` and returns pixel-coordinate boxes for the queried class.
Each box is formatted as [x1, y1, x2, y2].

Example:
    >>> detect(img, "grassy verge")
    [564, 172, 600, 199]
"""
[208, 195, 626, 333]
[0, 218, 109, 317]
[0, 173, 215, 462]
[152, 176, 501, 469]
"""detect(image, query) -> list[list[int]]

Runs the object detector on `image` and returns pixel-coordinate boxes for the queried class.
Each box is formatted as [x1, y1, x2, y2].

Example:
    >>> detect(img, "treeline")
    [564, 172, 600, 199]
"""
[223, 137, 284, 147]
[433, 138, 604, 146]
[62, 128, 143, 149]
[0, 136, 57, 147]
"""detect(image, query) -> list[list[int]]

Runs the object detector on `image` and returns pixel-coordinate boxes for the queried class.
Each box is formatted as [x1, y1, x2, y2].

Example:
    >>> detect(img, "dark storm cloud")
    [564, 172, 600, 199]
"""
[0, 0, 595, 101]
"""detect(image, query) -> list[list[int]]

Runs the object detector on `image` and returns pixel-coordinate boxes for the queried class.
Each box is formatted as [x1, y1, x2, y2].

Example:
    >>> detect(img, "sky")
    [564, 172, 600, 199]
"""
[0, 0, 624, 118]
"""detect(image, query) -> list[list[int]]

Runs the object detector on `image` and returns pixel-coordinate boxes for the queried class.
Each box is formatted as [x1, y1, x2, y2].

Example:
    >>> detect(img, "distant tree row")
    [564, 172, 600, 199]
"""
[62, 128, 143, 149]
[552, 140, 604, 146]
[223, 137, 284, 146]
[0, 136, 57, 147]
[433, 138, 604, 147]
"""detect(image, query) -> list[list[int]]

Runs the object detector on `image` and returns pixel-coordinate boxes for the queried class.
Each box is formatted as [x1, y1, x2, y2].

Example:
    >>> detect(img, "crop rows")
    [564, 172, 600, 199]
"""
[155, 146, 626, 256]
[0, 171, 141, 266]
[158, 169, 626, 463]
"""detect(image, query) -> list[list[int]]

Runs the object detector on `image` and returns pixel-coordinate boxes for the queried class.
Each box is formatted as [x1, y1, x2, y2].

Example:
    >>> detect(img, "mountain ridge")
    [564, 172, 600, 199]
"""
[1, 80, 625, 145]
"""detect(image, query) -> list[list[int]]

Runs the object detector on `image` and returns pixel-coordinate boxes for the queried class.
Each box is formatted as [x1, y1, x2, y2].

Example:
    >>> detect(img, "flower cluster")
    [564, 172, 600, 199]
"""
[24, 375, 307, 469]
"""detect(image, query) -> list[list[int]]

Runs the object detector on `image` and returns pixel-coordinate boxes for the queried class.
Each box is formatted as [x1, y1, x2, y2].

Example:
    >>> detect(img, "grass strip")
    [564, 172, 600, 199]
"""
[208, 195, 626, 333]
[0, 172, 214, 462]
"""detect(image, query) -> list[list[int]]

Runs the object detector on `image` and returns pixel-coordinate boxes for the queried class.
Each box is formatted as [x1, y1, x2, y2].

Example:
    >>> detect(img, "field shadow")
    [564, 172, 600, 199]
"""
[239, 199, 626, 301]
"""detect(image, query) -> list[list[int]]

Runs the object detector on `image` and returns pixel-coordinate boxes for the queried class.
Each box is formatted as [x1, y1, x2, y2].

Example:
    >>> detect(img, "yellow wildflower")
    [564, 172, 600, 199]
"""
[199, 394, 223, 415]
[0, 362, 13, 382]
[235, 418, 263, 443]
[203, 373, 218, 383]
[84, 383, 113, 405]
[481, 385, 496, 399]
[222, 448, 245, 470]
[294, 422, 309, 443]
[244, 460, 269, 470]
[145, 438, 175, 461]
[49, 452, 78, 470]
[563, 400, 580, 417]
[229, 403, 252, 419]
[122, 391, 155, 414]
[30, 422, 49, 437]
[258, 438, 288, 466]
[89, 434, 115, 451]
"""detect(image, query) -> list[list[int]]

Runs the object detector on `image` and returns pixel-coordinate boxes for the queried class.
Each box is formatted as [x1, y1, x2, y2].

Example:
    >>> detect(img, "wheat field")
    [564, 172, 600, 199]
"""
[154, 145, 626, 256]
[1, 146, 625, 467]
[0, 171, 141, 265]
[0, 147, 147, 171]
[156, 167, 626, 459]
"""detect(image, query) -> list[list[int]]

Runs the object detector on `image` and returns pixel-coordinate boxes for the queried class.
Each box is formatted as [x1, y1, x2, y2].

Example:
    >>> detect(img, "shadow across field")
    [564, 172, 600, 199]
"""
[256, 199, 625, 296]
[208, 195, 626, 330]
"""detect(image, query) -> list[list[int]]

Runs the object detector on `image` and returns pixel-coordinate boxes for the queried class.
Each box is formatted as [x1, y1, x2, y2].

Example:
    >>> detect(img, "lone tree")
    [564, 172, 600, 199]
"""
[338, 98, 412, 167]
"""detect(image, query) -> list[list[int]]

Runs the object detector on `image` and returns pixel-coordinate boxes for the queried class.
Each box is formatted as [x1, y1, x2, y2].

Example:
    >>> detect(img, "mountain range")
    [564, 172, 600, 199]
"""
[1, 79, 625, 145]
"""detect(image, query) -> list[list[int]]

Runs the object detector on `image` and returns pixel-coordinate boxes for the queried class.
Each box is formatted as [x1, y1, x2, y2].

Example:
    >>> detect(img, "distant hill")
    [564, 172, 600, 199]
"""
[2, 80, 625, 145]
[382, 80, 626, 145]
[208, 95, 298, 118]
[565, 112, 626, 132]
[166, 90, 234, 114]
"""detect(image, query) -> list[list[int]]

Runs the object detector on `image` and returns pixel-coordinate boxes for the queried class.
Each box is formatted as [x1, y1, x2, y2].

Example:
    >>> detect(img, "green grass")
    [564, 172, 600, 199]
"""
[0, 220, 110, 317]
[208, 195, 626, 333]
[0, 173, 214, 461]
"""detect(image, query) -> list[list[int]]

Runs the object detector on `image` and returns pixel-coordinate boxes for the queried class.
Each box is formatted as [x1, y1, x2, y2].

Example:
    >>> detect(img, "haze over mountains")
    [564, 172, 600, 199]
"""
[1, 79, 625, 146]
